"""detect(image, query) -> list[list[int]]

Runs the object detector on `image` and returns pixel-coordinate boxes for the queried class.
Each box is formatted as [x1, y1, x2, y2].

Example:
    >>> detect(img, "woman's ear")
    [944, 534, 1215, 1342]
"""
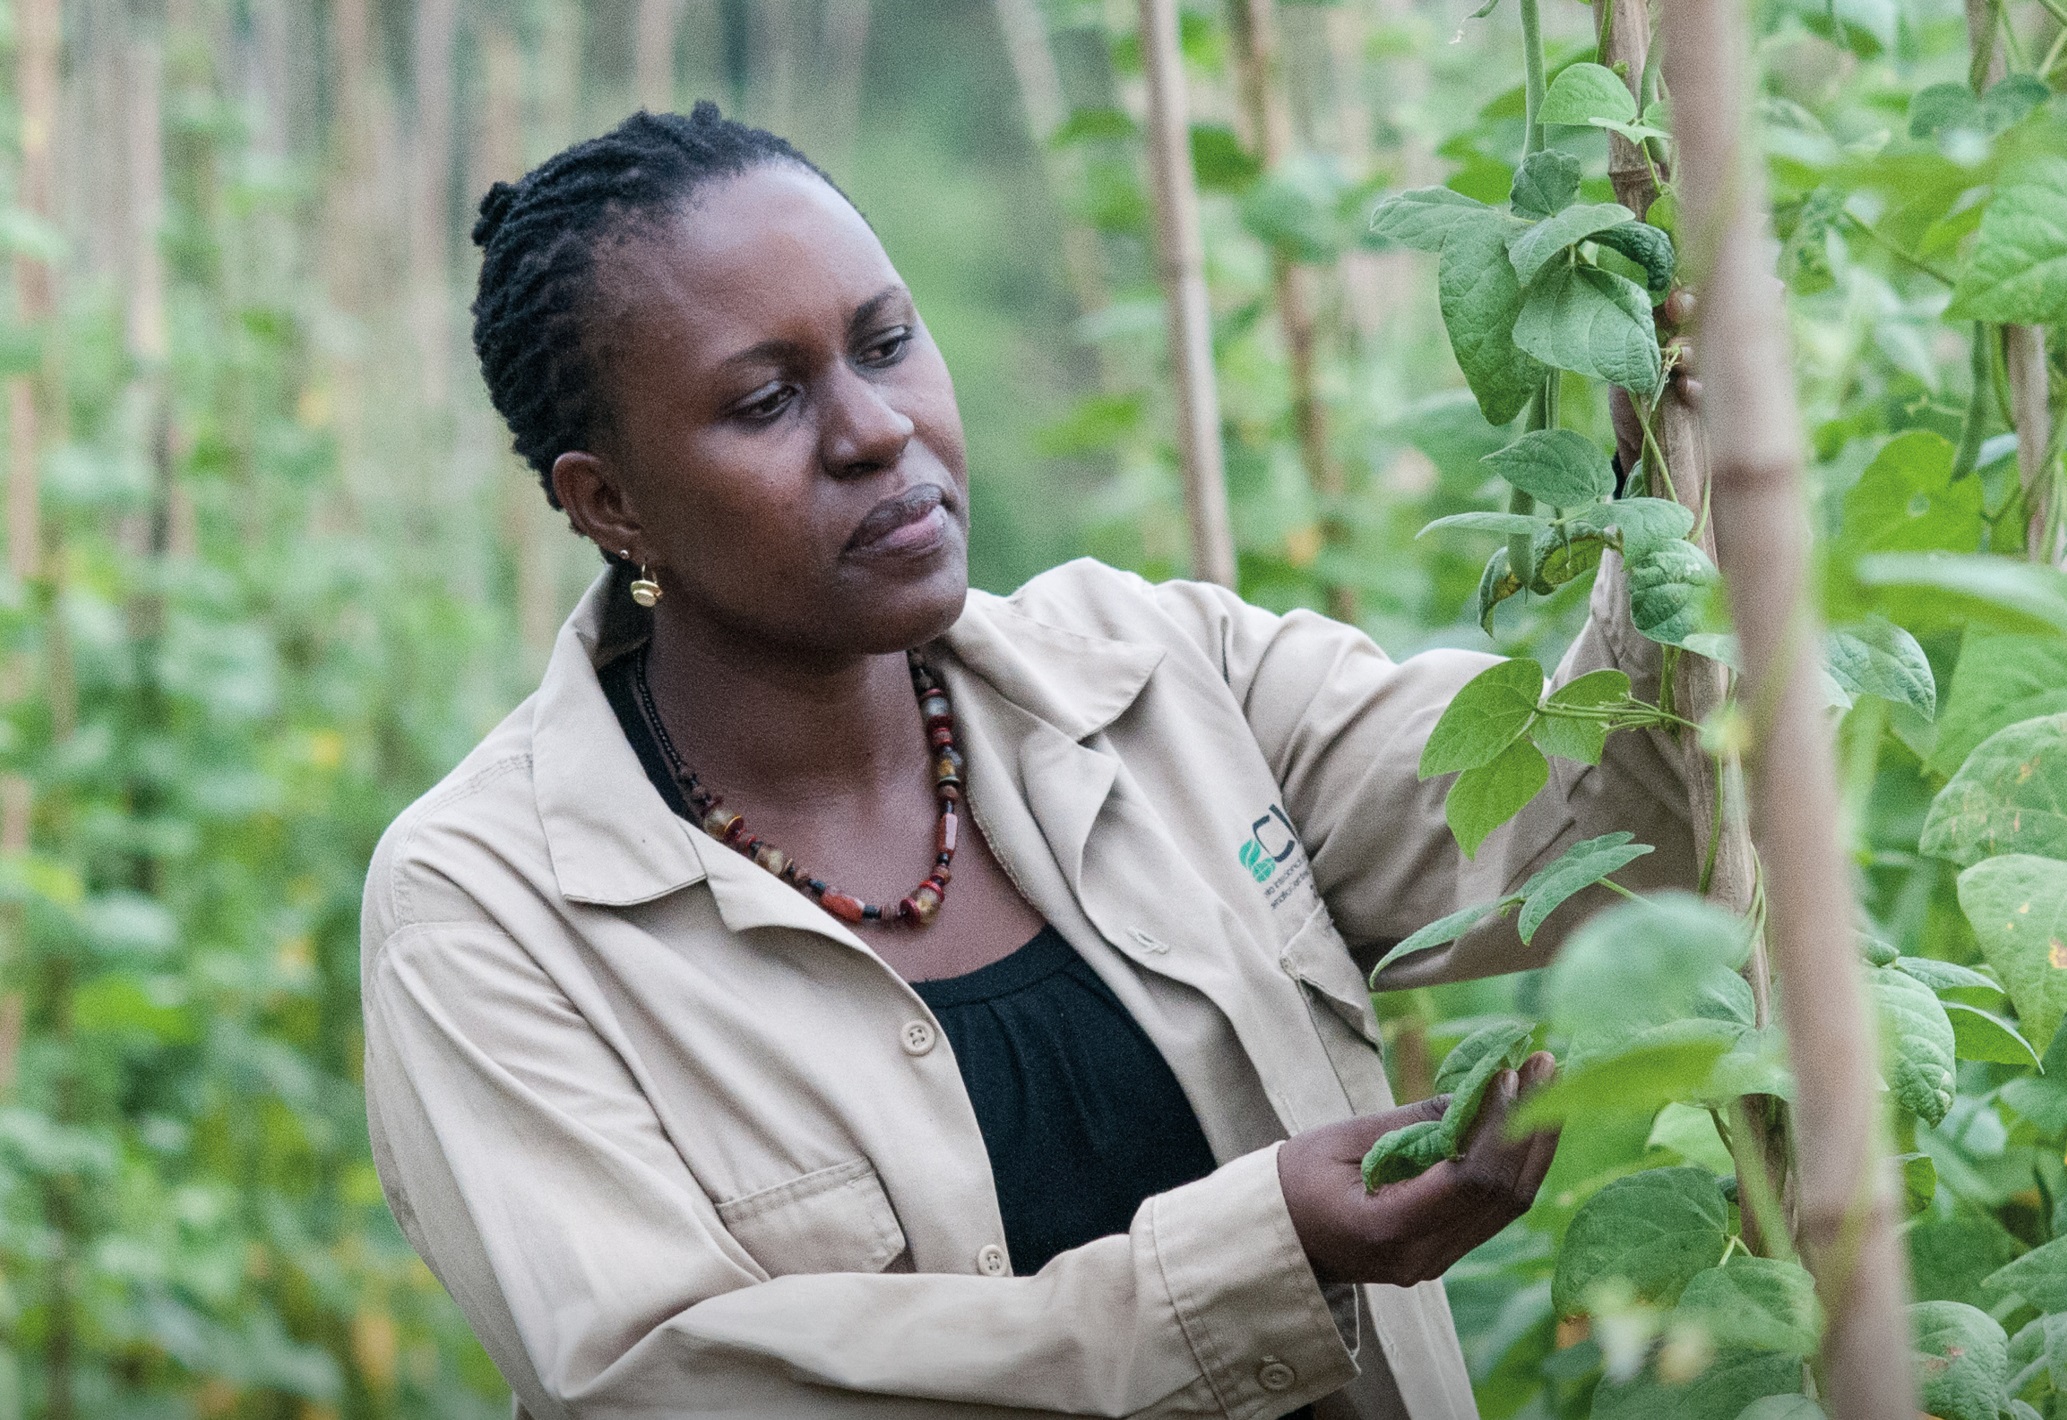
[552, 450, 648, 564]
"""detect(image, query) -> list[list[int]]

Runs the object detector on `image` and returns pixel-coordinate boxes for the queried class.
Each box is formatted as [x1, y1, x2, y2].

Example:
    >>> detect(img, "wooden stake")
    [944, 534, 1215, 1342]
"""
[637, 0, 682, 112]
[410, 0, 459, 410]
[1137, 0, 1237, 587]
[994, 0, 1113, 326]
[1227, 0, 1351, 618]
[1663, 3, 1920, 1415]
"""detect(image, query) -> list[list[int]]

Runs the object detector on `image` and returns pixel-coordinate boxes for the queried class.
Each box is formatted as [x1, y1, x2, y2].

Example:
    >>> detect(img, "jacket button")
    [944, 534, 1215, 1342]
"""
[976, 1244, 1009, 1276]
[1257, 1356, 1295, 1392]
[900, 1020, 937, 1056]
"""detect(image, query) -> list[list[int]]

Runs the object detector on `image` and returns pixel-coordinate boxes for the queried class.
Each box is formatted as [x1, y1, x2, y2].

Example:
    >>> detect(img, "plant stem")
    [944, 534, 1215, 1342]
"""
[1638, 398, 1680, 505]
[1699, 754, 1726, 894]
[1951, 323, 1993, 480]
[1520, 0, 1547, 157]
[1839, 212, 1956, 287]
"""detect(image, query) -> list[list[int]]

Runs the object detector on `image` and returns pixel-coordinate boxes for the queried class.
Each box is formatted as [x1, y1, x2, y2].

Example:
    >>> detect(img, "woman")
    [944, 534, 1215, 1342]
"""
[361, 106, 1696, 1419]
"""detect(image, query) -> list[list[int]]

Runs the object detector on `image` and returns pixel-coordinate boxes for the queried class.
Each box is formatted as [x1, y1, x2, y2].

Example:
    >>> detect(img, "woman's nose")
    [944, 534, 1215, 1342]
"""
[820, 366, 915, 479]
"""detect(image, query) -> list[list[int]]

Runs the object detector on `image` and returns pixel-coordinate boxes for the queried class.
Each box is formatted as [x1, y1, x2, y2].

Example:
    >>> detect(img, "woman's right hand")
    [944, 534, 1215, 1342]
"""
[1276, 1053, 1560, 1288]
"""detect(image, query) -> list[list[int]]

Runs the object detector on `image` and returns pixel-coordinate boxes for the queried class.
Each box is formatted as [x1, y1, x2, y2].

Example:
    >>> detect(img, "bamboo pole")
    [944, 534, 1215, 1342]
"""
[993, 0, 1113, 325]
[1137, 0, 1237, 587]
[1663, 3, 1919, 1414]
[1226, 0, 1351, 618]
[409, 0, 458, 411]
[1589, 0, 1781, 1239]
[637, 0, 681, 112]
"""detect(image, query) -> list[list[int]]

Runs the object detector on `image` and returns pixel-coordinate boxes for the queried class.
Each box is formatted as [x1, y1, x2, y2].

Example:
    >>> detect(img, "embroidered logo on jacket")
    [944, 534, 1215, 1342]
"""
[1239, 806, 1298, 883]
[1239, 804, 1313, 910]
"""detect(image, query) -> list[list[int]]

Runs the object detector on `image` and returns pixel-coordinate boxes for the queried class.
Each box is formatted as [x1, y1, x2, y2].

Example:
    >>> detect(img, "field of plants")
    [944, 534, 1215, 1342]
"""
[5, 0, 2067, 1415]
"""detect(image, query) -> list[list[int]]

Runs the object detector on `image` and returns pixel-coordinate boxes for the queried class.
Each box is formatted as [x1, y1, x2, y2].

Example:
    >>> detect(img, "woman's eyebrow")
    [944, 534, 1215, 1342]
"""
[715, 285, 911, 372]
[848, 284, 911, 333]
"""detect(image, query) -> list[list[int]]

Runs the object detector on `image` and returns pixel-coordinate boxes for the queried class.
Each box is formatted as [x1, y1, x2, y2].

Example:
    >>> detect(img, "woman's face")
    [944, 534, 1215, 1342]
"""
[556, 164, 971, 661]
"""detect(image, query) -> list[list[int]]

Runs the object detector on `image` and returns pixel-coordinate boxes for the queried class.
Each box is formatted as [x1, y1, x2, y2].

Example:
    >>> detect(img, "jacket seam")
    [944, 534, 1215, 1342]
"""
[1149, 1191, 1239, 1415]
[385, 754, 535, 930]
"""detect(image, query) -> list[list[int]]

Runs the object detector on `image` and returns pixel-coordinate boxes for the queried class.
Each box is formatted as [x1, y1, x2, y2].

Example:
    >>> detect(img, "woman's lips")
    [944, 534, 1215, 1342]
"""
[846, 484, 950, 555]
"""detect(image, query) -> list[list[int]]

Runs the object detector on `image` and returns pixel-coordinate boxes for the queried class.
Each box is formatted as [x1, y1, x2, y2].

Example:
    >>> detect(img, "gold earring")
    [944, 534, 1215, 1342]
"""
[630, 564, 663, 607]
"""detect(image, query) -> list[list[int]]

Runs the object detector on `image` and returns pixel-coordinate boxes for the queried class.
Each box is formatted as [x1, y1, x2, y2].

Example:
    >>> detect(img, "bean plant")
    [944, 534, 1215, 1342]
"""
[1353, 1, 2067, 1416]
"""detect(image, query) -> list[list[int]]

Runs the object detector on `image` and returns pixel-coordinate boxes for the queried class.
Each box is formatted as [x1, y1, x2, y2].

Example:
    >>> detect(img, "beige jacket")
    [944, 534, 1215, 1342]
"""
[360, 557, 1695, 1420]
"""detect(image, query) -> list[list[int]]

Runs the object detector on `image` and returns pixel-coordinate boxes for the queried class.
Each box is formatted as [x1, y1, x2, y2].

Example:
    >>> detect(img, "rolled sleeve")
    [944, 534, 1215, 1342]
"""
[1151, 1145, 1359, 1419]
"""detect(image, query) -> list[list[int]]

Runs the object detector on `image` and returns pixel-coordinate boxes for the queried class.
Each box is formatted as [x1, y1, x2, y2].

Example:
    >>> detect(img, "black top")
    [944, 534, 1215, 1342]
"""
[910, 925, 1220, 1272]
[602, 655, 1312, 1416]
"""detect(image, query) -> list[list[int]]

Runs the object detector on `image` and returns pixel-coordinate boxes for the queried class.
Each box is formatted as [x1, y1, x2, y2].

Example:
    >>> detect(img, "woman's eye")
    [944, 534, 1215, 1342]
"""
[734, 385, 794, 422]
[860, 328, 911, 366]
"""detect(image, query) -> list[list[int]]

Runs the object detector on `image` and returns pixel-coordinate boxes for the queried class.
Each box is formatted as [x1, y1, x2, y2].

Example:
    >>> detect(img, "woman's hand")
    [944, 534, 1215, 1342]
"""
[1277, 1052, 1560, 1288]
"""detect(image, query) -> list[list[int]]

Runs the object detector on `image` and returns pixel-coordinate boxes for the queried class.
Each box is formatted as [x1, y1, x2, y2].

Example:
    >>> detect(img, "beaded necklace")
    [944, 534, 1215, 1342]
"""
[631, 644, 962, 927]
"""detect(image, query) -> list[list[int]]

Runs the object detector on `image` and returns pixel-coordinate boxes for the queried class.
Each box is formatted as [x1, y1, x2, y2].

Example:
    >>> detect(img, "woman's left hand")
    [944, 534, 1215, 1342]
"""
[1277, 1052, 1560, 1288]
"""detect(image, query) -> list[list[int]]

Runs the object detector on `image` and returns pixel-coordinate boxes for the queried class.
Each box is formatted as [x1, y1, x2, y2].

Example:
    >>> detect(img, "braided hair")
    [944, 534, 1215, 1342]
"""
[470, 103, 842, 507]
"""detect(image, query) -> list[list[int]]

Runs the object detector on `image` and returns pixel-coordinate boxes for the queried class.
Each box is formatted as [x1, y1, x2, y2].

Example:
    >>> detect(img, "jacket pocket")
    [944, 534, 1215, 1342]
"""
[1280, 903, 1395, 1116]
[715, 1158, 908, 1278]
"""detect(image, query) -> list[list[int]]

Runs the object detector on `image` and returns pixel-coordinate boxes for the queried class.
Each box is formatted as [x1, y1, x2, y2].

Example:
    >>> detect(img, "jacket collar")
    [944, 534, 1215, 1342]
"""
[530, 568, 1164, 918]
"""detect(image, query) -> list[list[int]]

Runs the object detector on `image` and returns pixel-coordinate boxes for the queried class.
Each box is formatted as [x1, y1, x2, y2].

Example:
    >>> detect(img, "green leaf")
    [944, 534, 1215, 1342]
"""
[1857, 554, 2067, 638]
[1360, 1117, 1447, 1189]
[1568, 496, 1697, 553]
[1979, 74, 2052, 133]
[1513, 262, 1664, 396]
[1539, 62, 1639, 128]
[1922, 714, 2067, 865]
[1943, 1002, 2039, 1066]
[1369, 186, 1496, 252]
[1873, 966, 1957, 1126]
[2008, 1312, 2067, 1395]
[1926, 636, 2067, 777]
[1590, 1352, 1806, 1420]
[1417, 510, 1553, 539]
[1891, 956, 2002, 999]
[1983, 1235, 2067, 1313]
[1526, 525, 1606, 594]
[1481, 428, 1617, 506]
[1510, 149, 1582, 219]
[1531, 669, 1634, 768]
[1477, 545, 1524, 633]
[1898, 1152, 1938, 1216]
[1440, 215, 1548, 426]
[1647, 1101, 1736, 1173]
[1594, 221, 1677, 297]
[1433, 1020, 1536, 1152]
[1627, 538, 1720, 647]
[1929, 632, 2067, 777]
[1732, 1399, 1825, 1420]
[1676, 1257, 1823, 1356]
[1957, 854, 2067, 1048]
[1552, 1165, 1730, 1316]
[1517, 827, 1652, 940]
[1370, 899, 1516, 979]
[1545, 892, 1751, 1062]
[1507, 202, 1638, 287]
[1510, 1030, 1739, 1130]
[1947, 157, 2067, 325]
[1419, 657, 1545, 777]
[1841, 431, 1985, 556]
[1911, 1300, 2010, 1420]
[1824, 621, 1936, 718]
[1446, 737, 1551, 859]
[1908, 82, 1980, 139]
